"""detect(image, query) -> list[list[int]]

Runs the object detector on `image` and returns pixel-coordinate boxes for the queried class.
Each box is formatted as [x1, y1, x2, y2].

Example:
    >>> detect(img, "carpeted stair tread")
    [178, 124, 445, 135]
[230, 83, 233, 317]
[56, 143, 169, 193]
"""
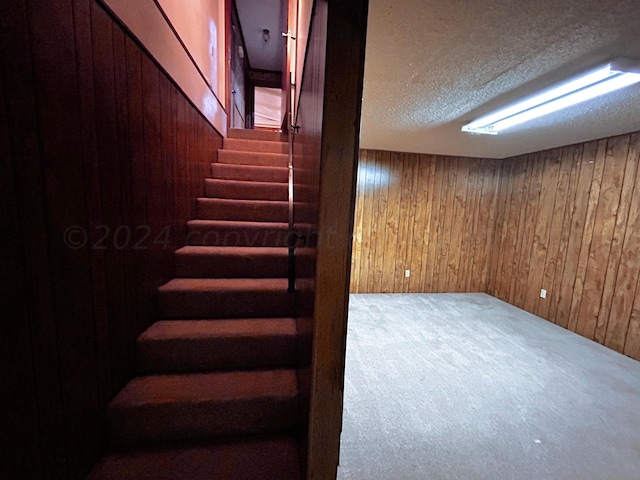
[205, 178, 288, 201]
[137, 318, 298, 373]
[211, 163, 288, 183]
[223, 137, 288, 154]
[108, 370, 299, 447]
[186, 220, 290, 247]
[175, 246, 289, 278]
[218, 150, 288, 168]
[157, 278, 295, 318]
[196, 198, 288, 222]
[140, 318, 297, 339]
[228, 128, 286, 142]
[158, 277, 290, 292]
[110, 370, 297, 411]
[90, 129, 304, 475]
[87, 436, 301, 480]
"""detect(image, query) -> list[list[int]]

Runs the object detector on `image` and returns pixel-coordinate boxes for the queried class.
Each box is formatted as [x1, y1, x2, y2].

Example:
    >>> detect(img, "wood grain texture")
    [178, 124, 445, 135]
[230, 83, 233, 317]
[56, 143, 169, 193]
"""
[301, 0, 369, 479]
[0, 39, 44, 480]
[409, 155, 436, 292]
[567, 141, 605, 333]
[1, 0, 222, 477]
[350, 150, 502, 293]
[606, 134, 640, 353]
[537, 146, 574, 320]
[478, 160, 500, 289]
[491, 160, 516, 298]
[596, 136, 637, 344]
[1, 1, 66, 478]
[546, 145, 582, 325]
[524, 149, 561, 313]
[290, 0, 328, 476]
[489, 132, 640, 361]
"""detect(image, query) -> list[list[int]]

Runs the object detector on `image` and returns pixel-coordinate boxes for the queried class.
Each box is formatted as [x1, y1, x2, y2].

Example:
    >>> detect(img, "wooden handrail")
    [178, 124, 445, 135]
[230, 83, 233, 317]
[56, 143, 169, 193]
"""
[287, 109, 296, 293]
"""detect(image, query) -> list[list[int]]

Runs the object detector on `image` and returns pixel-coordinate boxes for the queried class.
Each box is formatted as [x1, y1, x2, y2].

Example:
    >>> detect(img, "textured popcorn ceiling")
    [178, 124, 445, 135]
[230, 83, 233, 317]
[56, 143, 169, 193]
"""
[360, 0, 640, 159]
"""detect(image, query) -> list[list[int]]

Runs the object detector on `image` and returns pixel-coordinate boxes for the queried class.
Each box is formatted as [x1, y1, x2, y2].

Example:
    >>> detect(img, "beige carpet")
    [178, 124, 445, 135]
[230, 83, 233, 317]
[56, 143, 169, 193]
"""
[338, 293, 640, 480]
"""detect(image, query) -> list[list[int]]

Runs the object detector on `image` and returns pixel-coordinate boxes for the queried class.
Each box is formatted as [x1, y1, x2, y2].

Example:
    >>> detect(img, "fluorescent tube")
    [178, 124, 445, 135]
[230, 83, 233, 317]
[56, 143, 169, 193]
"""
[462, 59, 640, 135]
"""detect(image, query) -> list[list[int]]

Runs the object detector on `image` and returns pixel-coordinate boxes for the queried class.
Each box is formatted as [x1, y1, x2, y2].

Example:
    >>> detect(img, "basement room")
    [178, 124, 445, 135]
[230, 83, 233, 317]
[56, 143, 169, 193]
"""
[339, 1, 640, 479]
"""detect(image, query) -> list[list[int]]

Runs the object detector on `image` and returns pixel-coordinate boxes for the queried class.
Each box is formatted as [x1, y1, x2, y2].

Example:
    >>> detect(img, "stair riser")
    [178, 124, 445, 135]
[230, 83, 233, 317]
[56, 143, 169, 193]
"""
[87, 437, 301, 480]
[228, 128, 286, 142]
[219, 150, 288, 168]
[205, 179, 287, 201]
[223, 138, 288, 154]
[211, 163, 288, 183]
[186, 223, 292, 247]
[197, 199, 288, 223]
[137, 335, 297, 373]
[158, 290, 295, 318]
[109, 398, 299, 448]
[175, 253, 289, 278]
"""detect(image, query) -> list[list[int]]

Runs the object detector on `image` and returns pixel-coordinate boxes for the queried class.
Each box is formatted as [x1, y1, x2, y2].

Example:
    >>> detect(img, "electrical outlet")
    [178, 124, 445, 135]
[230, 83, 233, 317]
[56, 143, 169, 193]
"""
[405, 270, 411, 278]
[540, 289, 547, 299]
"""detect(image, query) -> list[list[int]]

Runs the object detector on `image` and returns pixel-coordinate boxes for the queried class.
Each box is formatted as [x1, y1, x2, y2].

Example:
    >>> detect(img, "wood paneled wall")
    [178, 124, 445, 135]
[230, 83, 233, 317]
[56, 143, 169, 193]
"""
[0, 0, 222, 478]
[291, 0, 328, 474]
[304, 0, 369, 478]
[351, 150, 502, 294]
[352, 135, 640, 361]
[488, 132, 640, 361]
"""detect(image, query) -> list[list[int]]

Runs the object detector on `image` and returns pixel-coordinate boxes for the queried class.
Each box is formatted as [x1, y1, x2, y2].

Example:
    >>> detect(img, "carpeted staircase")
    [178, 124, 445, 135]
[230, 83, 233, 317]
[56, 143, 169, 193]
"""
[88, 129, 302, 480]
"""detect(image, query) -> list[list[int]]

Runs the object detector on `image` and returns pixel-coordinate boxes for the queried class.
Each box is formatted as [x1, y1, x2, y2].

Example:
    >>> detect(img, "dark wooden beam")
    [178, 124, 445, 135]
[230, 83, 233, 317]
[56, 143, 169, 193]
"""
[306, 0, 369, 478]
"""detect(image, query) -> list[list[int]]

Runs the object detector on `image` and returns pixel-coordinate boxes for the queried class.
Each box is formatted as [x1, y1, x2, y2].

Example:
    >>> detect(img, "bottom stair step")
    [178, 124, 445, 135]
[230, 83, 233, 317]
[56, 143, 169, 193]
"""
[87, 435, 301, 480]
[136, 318, 298, 373]
[108, 370, 299, 447]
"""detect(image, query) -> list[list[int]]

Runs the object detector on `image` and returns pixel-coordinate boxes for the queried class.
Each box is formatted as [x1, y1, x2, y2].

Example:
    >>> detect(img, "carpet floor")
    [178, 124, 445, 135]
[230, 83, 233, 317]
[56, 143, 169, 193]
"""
[338, 293, 640, 480]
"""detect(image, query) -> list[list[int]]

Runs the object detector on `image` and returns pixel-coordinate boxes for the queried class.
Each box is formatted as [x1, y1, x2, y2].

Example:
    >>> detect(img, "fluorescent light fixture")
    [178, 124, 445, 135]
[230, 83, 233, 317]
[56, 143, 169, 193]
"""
[462, 58, 640, 135]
